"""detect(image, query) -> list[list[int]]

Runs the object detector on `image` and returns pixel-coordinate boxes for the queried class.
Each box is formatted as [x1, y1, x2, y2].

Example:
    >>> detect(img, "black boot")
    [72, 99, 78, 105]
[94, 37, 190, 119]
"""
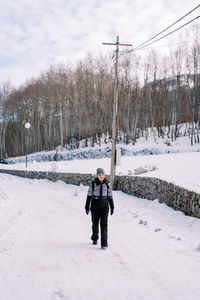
[101, 245, 108, 250]
[101, 242, 108, 249]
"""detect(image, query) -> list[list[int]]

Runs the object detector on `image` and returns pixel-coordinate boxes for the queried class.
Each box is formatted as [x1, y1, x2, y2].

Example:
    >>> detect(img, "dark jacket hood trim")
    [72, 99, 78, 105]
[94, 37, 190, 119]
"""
[94, 177, 108, 185]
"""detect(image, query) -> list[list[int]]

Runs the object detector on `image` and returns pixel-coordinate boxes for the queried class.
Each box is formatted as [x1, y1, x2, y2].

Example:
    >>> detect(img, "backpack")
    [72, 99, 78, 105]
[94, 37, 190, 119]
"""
[92, 180, 109, 197]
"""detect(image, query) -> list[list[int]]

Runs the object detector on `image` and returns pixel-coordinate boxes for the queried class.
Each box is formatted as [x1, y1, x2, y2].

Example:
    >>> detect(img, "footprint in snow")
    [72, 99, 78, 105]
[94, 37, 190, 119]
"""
[139, 219, 148, 225]
[131, 212, 139, 218]
[168, 234, 181, 241]
[196, 244, 200, 251]
[52, 289, 69, 300]
[73, 190, 79, 196]
[154, 228, 162, 232]
[0, 188, 10, 201]
[113, 252, 131, 272]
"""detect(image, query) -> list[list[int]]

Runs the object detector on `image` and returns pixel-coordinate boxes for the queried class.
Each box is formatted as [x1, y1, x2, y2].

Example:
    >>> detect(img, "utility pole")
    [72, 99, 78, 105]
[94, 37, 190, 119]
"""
[103, 36, 132, 189]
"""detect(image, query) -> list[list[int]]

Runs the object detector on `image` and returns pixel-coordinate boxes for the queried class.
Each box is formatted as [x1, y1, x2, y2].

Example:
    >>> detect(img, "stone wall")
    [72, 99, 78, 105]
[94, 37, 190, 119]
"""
[0, 169, 94, 186]
[0, 169, 199, 219]
[115, 175, 200, 218]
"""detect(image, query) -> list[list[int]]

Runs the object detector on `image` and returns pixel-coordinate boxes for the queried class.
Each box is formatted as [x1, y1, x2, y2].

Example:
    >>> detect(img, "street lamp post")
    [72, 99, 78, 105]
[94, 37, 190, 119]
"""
[25, 122, 31, 168]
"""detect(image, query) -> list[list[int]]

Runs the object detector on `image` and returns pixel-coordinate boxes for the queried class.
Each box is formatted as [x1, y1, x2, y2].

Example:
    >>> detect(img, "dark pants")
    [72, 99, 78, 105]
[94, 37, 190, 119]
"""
[91, 207, 109, 247]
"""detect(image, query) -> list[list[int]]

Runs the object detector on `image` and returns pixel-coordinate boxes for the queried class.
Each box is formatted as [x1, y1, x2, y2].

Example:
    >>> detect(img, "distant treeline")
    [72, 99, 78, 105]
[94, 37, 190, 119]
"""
[0, 26, 200, 157]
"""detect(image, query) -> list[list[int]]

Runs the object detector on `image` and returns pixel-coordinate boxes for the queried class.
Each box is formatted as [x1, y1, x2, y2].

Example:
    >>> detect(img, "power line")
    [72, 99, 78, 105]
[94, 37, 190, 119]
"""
[134, 15, 200, 52]
[118, 38, 196, 57]
[120, 4, 200, 55]
[128, 39, 195, 51]
[121, 14, 200, 56]
[133, 4, 200, 51]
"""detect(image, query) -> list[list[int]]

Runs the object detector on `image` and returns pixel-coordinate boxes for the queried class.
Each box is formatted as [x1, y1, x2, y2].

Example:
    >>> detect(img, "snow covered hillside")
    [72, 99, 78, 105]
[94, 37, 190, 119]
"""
[6, 133, 200, 165]
[0, 174, 200, 300]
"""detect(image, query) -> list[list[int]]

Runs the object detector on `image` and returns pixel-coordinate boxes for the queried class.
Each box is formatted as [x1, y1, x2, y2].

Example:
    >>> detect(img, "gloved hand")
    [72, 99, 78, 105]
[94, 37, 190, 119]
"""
[110, 208, 114, 215]
[85, 208, 89, 215]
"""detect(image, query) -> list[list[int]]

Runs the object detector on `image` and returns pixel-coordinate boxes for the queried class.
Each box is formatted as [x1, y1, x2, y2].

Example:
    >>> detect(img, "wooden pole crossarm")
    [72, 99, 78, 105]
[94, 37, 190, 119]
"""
[102, 42, 132, 47]
[102, 42, 116, 45]
[118, 43, 132, 46]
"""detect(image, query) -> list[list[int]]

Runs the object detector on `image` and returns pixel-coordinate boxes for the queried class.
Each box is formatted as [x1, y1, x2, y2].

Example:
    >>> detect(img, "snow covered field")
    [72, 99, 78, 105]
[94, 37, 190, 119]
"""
[1, 151, 200, 193]
[0, 174, 200, 300]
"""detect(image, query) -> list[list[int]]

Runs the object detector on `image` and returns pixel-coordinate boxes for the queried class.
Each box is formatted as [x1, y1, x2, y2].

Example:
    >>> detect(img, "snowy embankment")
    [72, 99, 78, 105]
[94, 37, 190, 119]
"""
[0, 174, 200, 300]
[1, 151, 200, 194]
[6, 135, 200, 164]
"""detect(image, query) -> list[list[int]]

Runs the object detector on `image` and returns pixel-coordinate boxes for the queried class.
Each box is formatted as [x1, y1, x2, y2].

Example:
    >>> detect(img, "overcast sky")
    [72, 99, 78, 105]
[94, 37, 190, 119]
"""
[0, 0, 199, 87]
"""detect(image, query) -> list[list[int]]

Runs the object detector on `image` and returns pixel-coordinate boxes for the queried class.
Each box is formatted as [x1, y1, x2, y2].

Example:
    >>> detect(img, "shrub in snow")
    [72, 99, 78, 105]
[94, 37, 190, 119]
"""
[164, 140, 171, 146]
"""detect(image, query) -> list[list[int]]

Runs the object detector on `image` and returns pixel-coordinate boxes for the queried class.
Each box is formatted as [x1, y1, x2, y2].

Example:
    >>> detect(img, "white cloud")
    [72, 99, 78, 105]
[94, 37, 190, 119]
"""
[0, 0, 199, 86]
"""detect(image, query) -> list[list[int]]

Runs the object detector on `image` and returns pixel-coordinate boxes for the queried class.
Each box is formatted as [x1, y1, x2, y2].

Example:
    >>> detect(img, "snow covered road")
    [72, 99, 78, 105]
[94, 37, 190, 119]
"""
[0, 174, 200, 300]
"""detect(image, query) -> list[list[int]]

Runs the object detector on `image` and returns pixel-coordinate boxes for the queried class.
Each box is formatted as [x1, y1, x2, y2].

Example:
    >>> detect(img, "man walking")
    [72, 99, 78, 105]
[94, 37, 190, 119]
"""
[85, 168, 114, 249]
